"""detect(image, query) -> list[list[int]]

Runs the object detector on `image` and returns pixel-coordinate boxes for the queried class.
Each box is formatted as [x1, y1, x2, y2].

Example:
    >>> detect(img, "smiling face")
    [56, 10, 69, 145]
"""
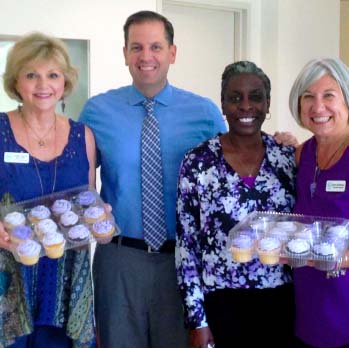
[300, 74, 349, 137]
[222, 73, 270, 136]
[123, 20, 176, 97]
[15, 59, 65, 113]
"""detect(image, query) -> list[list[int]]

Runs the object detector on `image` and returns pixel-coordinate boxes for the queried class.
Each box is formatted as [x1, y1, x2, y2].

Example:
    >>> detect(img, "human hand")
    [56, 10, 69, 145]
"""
[189, 327, 215, 348]
[103, 203, 112, 214]
[0, 222, 13, 251]
[273, 131, 299, 147]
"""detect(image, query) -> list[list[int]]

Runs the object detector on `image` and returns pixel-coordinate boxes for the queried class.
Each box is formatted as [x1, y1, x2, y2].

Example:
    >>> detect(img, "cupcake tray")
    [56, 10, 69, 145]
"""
[0, 185, 120, 265]
[226, 211, 349, 272]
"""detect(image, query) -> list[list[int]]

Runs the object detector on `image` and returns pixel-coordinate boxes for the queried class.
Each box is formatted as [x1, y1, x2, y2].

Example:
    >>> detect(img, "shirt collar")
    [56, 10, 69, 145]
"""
[128, 83, 173, 106]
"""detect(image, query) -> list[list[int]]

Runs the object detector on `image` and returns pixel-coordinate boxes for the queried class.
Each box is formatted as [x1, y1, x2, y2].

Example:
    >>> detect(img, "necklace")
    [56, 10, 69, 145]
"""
[227, 135, 264, 177]
[310, 137, 349, 198]
[22, 115, 58, 196]
[19, 106, 56, 147]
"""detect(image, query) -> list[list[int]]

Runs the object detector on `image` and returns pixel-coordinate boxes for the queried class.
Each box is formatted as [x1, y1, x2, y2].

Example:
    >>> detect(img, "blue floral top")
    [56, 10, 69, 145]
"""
[176, 134, 296, 329]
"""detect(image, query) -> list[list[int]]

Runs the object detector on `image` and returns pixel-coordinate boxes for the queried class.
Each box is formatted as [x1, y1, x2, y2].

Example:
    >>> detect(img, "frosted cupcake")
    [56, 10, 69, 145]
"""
[268, 227, 289, 246]
[275, 221, 298, 233]
[230, 235, 254, 263]
[42, 232, 66, 259]
[84, 206, 106, 224]
[250, 218, 274, 233]
[294, 227, 314, 246]
[3, 211, 26, 231]
[51, 199, 72, 217]
[257, 237, 281, 265]
[312, 242, 338, 271]
[16, 239, 41, 265]
[34, 218, 58, 240]
[284, 238, 310, 268]
[10, 225, 33, 244]
[68, 224, 90, 244]
[324, 225, 349, 252]
[76, 190, 96, 207]
[91, 219, 115, 244]
[60, 211, 79, 228]
[28, 205, 51, 223]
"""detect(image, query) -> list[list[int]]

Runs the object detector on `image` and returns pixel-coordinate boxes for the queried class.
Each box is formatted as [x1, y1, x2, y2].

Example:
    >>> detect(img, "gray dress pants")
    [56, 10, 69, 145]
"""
[93, 242, 188, 348]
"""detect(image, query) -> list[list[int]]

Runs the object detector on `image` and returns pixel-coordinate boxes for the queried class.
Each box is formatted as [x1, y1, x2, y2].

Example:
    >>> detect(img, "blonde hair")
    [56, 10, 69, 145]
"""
[3, 31, 78, 102]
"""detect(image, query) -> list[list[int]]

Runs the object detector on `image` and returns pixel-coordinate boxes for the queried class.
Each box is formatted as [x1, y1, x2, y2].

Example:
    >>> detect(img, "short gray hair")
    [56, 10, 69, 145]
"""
[289, 58, 349, 126]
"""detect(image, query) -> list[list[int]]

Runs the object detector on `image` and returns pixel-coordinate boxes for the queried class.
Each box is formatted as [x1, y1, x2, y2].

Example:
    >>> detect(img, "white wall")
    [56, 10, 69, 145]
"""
[260, 0, 340, 143]
[0, 0, 341, 145]
[0, 0, 157, 98]
[340, 0, 349, 66]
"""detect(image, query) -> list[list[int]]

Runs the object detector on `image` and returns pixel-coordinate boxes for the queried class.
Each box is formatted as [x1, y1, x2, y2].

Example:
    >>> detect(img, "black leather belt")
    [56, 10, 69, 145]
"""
[112, 236, 175, 253]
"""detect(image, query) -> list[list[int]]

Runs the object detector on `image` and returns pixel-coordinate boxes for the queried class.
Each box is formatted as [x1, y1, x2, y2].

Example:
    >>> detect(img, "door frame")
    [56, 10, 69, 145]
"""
[157, 0, 250, 61]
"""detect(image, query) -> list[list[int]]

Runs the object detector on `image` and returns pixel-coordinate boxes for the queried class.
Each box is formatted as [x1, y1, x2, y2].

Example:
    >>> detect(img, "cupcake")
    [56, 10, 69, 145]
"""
[60, 211, 79, 228]
[250, 218, 274, 233]
[294, 227, 314, 246]
[284, 238, 311, 268]
[34, 218, 58, 240]
[230, 235, 254, 263]
[10, 225, 33, 244]
[257, 237, 281, 265]
[275, 221, 298, 233]
[16, 239, 41, 265]
[312, 242, 338, 271]
[51, 199, 72, 217]
[268, 227, 289, 246]
[76, 190, 96, 207]
[326, 225, 349, 239]
[28, 205, 51, 223]
[67, 224, 91, 244]
[91, 219, 115, 244]
[42, 232, 66, 259]
[324, 225, 349, 252]
[84, 206, 106, 224]
[3, 211, 26, 231]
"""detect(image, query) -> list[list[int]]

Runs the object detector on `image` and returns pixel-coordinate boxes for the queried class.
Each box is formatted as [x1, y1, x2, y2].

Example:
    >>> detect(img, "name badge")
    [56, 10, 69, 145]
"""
[4, 152, 29, 164]
[326, 180, 346, 192]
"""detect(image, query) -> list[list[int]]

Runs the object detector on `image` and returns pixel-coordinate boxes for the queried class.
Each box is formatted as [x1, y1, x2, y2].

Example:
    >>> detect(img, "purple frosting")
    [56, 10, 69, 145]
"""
[93, 220, 113, 235]
[12, 225, 33, 240]
[77, 191, 96, 206]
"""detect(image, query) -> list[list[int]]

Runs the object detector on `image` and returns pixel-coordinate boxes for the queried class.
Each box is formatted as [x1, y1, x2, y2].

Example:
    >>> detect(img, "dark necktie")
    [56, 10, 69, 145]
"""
[141, 99, 167, 250]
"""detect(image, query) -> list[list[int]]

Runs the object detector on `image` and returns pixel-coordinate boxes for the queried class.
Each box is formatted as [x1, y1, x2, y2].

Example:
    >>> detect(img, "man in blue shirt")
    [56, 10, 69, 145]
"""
[79, 10, 226, 348]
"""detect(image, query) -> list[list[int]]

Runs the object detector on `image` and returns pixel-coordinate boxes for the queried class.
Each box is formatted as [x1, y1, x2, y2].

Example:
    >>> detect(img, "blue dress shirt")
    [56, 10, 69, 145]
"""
[79, 83, 226, 240]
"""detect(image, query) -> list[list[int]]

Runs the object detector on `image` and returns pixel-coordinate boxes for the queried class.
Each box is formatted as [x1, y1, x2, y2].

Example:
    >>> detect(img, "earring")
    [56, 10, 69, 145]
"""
[61, 97, 66, 113]
[266, 112, 271, 120]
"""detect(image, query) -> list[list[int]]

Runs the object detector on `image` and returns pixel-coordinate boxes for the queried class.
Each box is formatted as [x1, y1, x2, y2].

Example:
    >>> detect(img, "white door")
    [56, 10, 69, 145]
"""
[162, 1, 243, 109]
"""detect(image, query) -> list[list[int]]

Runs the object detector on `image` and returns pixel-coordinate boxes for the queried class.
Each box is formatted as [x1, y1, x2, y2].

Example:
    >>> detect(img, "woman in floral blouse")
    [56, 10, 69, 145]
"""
[176, 61, 296, 348]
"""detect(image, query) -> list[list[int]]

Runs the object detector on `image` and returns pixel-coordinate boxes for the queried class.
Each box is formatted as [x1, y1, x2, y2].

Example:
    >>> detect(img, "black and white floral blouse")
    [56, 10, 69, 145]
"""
[176, 133, 296, 329]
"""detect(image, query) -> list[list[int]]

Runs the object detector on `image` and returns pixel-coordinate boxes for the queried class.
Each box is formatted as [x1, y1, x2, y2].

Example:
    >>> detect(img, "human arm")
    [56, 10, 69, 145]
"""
[84, 125, 96, 187]
[0, 222, 12, 251]
[189, 327, 215, 348]
[295, 143, 304, 166]
[176, 155, 213, 347]
[273, 131, 299, 147]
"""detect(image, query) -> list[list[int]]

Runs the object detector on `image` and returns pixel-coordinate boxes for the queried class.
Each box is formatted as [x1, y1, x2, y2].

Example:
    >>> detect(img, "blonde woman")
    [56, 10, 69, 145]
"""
[0, 32, 96, 347]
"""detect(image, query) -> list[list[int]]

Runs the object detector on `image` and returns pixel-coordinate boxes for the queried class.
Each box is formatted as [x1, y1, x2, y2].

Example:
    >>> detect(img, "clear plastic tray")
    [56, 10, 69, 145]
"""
[0, 185, 120, 265]
[226, 211, 349, 272]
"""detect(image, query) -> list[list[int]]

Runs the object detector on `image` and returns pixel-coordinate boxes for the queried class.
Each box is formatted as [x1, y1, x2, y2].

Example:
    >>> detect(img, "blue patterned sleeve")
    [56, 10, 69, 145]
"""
[176, 152, 208, 329]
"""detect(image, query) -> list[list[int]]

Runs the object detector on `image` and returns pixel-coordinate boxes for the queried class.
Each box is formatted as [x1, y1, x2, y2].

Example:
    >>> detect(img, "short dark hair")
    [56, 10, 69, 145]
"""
[221, 61, 271, 103]
[123, 10, 174, 46]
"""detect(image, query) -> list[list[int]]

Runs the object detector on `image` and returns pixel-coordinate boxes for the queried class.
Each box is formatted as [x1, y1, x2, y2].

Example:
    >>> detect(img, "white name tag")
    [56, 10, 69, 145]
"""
[326, 180, 346, 192]
[4, 152, 29, 164]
